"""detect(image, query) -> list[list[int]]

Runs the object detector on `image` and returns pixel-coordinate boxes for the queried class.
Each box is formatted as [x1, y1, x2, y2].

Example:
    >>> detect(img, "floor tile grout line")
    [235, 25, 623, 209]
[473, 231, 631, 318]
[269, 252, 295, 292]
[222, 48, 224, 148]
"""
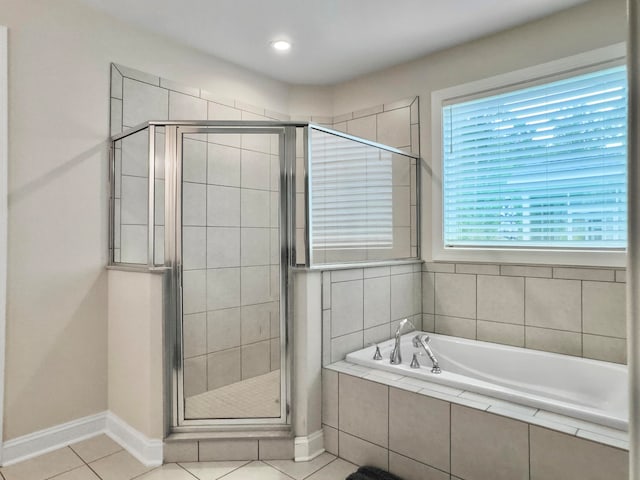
[174, 462, 201, 480]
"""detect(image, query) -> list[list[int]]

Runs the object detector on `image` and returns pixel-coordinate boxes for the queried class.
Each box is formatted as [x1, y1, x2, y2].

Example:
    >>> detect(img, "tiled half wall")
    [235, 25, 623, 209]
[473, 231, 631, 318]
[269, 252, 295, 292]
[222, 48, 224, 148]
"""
[321, 264, 423, 366]
[422, 262, 627, 364]
[322, 369, 628, 480]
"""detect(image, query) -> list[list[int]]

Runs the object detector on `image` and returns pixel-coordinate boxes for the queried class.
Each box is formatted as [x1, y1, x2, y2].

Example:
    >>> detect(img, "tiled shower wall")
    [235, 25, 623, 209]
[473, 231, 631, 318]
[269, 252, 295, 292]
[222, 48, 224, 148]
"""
[110, 64, 421, 395]
[321, 264, 423, 366]
[422, 262, 627, 364]
[111, 64, 289, 396]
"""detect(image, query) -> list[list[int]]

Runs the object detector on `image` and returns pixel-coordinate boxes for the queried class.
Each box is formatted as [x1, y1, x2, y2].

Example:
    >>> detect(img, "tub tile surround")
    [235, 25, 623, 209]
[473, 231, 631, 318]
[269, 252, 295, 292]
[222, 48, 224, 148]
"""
[422, 262, 628, 364]
[321, 264, 423, 366]
[322, 366, 629, 480]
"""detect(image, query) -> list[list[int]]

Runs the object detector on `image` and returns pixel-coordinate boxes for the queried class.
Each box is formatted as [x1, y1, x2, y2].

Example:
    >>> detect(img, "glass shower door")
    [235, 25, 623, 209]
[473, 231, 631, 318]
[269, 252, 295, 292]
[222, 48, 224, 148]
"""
[177, 127, 287, 425]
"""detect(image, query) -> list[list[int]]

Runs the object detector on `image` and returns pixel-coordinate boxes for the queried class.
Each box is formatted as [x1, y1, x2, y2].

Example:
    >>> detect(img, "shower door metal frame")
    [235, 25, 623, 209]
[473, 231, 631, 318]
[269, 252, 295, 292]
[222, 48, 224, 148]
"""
[166, 124, 297, 431]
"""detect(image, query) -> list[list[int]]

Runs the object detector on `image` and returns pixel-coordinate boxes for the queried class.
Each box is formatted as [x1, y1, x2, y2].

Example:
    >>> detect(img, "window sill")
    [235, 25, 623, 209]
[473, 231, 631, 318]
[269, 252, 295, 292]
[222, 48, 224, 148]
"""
[432, 246, 625, 268]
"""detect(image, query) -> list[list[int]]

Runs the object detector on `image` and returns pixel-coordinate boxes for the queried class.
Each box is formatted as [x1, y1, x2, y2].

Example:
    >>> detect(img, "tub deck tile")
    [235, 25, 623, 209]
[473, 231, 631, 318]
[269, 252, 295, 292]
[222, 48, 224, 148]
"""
[577, 430, 629, 450]
[535, 410, 627, 439]
[460, 392, 538, 417]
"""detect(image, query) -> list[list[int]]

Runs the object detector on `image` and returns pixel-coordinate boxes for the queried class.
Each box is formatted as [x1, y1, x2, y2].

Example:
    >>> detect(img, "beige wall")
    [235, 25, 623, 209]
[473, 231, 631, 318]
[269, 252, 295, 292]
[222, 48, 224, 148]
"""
[0, 0, 291, 440]
[327, 0, 627, 259]
[107, 269, 164, 439]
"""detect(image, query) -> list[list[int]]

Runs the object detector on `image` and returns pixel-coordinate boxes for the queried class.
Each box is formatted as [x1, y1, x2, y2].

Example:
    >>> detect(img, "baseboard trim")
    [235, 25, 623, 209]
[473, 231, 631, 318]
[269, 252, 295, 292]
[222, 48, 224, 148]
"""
[294, 429, 324, 462]
[105, 413, 162, 467]
[1, 411, 163, 467]
[2, 412, 108, 466]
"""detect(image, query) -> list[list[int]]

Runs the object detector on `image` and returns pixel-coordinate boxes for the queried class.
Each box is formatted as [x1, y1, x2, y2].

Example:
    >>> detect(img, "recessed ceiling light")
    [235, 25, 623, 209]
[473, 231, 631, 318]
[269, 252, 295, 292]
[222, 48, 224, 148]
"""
[271, 40, 291, 52]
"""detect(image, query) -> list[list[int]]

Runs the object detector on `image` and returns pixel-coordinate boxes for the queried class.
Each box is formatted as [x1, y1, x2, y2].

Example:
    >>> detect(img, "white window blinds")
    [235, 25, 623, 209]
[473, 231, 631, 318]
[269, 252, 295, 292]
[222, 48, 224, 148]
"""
[310, 128, 393, 250]
[442, 65, 627, 249]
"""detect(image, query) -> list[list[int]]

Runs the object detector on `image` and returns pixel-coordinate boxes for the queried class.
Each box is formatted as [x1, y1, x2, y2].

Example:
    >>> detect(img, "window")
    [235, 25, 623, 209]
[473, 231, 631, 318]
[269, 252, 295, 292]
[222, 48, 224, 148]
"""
[432, 44, 627, 266]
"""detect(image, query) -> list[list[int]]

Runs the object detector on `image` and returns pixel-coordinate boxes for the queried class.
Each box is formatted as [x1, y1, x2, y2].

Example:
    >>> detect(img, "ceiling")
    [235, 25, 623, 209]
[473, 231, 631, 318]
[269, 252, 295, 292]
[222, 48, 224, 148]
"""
[81, 0, 592, 85]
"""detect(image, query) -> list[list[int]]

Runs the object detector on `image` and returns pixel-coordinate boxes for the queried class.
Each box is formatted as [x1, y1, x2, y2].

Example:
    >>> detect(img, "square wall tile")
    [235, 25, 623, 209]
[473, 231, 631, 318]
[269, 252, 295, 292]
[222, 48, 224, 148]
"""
[525, 326, 581, 356]
[323, 426, 338, 456]
[389, 452, 449, 480]
[525, 278, 581, 331]
[120, 225, 147, 264]
[258, 439, 294, 460]
[208, 143, 241, 187]
[331, 331, 363, 362]
[121, 175, 148, 225]
[389, 388, 450, 472]
[377, 108, 411, 148]
[322, 369, 338, 428]
[183, 182, 207, 226]
[339, 374, 388, 447]
[530, 426, 628, 480]
[364, 276, 390, 328]
[198, 439, 258, 461]
[435, 273, 476, 319]
[582, 281, 626, 338]
[241, 228, 270, 266]
[477, 320, 524, 347]
[169, 91, 207, 120]
[435, 315, 476, 340]
[163, 441, 198, 463]
[241, 303, 271, 344]
[477, 275, 524, 324]
[331, 279, 364, 337]
[207, 307, 241, 353]
[338, 431, 388, 471]
[241, 189, 270, 227]
[183, 227, 206, 270]
[241, 150, 271, 190]
[183, 313, 207, 358]
[422, 272, 435, 314]
[242, 340, 270, 379]
[347, 115, 376, 142]
[182, 139, 207, 183]
[391, 273, 419, 320]
[122, 78, 168, 126]
[184, 356, 207, 397]
[364, 324, 392, 346]
[121, 130, 148, 177]
[451, 406, 529, 480]
[183, 269, 206, 314]
[207, 347, 241, 389]
[207, 267, 240, 310]
[207, 227, 240, 268]
[241, 266, 271, 305]
[583, 334, 626, 364]
[207, 185, 240, 226]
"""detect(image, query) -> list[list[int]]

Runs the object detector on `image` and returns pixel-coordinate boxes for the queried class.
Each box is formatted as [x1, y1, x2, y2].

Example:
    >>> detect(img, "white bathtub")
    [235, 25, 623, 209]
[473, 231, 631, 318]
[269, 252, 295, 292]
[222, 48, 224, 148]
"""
[346, 332, 628, 430]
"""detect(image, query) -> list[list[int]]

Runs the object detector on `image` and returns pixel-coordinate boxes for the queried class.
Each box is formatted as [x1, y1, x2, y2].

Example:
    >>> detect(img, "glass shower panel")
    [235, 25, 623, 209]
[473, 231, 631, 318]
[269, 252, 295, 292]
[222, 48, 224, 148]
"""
[117, 127, 150, 264]
[308, 128, 417, 265]
[181, 130, 284, 421]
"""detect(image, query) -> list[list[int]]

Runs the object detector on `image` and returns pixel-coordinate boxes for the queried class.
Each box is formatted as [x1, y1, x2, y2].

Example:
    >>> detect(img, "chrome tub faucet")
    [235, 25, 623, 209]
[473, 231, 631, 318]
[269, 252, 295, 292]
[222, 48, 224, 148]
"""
[413, 334, 441, 374]
[390, 318, 415, 365]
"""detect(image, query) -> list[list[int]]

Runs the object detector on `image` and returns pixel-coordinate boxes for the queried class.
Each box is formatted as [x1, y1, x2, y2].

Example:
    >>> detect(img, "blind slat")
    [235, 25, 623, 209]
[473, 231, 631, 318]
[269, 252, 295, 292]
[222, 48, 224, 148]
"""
[443, 65, 627, 249]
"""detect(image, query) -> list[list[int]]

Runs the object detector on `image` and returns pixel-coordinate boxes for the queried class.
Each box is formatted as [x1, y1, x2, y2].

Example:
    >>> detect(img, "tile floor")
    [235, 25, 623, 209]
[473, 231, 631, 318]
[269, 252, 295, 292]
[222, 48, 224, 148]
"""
[0, 435, 357, 480]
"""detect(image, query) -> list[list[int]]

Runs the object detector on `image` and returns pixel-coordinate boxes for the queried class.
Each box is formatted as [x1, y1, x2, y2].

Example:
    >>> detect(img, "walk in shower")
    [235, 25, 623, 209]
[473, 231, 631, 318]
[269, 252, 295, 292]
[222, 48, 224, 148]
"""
[109, 121, 419, 432]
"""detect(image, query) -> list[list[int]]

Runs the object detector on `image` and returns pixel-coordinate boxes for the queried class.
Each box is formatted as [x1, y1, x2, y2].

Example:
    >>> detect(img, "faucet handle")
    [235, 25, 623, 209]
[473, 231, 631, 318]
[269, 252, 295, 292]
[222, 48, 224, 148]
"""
[410, 352, 421, 369]
[368, 343, 383, 360]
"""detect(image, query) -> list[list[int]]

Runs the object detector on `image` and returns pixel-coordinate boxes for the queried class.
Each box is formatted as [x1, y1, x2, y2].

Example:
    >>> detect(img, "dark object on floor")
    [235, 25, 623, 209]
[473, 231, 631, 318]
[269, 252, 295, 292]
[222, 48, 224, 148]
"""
[346, 465, 405, 480]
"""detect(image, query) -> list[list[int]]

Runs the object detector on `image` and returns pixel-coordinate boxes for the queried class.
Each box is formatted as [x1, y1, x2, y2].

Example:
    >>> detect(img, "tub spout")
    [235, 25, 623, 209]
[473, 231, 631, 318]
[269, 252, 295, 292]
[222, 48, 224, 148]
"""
[390, 318, 415, 365]
[413, 334, 442, 374]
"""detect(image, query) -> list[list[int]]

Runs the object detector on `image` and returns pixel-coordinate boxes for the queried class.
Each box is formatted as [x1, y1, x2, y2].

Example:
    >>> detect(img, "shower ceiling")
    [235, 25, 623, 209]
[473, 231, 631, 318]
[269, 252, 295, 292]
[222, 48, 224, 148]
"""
[81, 0, 591, 85]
